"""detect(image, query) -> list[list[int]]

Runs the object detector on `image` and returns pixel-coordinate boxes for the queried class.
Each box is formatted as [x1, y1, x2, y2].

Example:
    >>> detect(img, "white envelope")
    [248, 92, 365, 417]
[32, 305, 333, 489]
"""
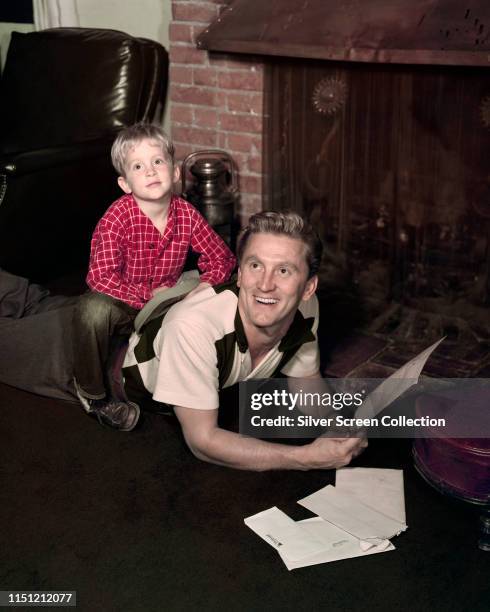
[335, 467, 406, 525]
[244, 506, 326, 561]
[279, 518, 395, 570]
[297, 485, 407, 543]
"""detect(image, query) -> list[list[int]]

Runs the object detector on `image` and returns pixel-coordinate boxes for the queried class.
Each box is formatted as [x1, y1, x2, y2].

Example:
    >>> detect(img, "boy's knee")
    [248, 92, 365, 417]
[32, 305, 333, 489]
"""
[75, 292, 117, 328]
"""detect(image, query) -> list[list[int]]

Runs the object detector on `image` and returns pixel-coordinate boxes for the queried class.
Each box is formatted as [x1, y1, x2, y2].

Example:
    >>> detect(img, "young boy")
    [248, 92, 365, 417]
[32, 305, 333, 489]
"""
[72, 123, 236, 431]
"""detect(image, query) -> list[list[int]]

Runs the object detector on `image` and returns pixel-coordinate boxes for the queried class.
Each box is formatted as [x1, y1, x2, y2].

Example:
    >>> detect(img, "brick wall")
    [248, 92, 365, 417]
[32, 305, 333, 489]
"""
[169, 0, 265, 223]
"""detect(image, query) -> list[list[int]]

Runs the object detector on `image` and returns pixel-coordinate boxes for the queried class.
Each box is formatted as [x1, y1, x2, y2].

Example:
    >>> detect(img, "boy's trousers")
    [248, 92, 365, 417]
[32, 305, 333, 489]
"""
[71, 292, 138, 399]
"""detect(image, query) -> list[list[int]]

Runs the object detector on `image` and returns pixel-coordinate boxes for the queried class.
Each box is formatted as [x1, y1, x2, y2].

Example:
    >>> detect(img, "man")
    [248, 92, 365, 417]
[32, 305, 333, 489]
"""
[0, 211, 366, 470]
[121, 211, 367, 470]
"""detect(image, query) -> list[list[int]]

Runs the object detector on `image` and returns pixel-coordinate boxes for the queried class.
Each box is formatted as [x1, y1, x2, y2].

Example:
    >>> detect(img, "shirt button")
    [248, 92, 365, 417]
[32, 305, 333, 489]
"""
[149, 243, 155, 249]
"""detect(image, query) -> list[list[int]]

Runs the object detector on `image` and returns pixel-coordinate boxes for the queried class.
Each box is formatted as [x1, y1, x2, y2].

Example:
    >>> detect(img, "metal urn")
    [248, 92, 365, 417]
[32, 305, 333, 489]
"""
[181, 150, 239, 246]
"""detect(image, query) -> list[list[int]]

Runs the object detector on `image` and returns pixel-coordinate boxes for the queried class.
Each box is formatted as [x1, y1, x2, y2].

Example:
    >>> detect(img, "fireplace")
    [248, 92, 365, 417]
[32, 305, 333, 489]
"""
[197, 0, 490, 376]
[264, 58, 490, 377]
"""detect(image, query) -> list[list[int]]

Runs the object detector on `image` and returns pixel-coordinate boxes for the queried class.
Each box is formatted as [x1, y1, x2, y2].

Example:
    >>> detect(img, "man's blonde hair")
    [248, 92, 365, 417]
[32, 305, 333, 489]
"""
[237, 211, 323, 279]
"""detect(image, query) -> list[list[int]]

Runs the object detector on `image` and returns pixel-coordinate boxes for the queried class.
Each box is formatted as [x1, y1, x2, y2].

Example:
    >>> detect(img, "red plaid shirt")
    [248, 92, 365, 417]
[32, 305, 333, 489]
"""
[86, 194, 236, 309]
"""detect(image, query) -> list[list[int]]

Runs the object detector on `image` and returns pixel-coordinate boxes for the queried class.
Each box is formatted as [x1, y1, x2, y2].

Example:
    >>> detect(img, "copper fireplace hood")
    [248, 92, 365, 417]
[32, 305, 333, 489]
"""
[197, 0, 490, 67]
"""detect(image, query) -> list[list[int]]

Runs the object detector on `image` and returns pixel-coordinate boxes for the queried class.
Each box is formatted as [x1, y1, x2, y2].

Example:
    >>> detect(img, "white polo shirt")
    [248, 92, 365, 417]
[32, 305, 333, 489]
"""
[122, 280, 320, 410]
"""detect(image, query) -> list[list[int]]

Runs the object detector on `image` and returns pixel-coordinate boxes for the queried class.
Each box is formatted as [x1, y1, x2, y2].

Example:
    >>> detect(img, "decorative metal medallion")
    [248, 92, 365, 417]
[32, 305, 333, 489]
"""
[312, 77, 348, 115]
[480, 95, 490, 128]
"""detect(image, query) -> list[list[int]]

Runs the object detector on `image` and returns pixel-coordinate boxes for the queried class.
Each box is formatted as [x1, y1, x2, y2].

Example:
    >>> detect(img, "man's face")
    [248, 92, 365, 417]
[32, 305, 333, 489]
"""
[237, 233, 318, 336]
[117, 138, 179, 206]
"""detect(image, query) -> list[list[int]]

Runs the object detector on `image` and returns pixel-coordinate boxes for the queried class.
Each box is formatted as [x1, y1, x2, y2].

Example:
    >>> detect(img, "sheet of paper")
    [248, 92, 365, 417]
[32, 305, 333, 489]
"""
[335, 468, 406, 525]
[244, 506, 326, 561]
[278, 518, 395, 570]
[355, 336, 445, 419]
[297, 485, 407, 542]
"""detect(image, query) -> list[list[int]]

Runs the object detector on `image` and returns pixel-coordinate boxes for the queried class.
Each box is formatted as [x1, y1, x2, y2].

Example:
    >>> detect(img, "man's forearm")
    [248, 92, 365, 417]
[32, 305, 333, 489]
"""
[174, 406, 364, 472]
[187, 425, 308, 472]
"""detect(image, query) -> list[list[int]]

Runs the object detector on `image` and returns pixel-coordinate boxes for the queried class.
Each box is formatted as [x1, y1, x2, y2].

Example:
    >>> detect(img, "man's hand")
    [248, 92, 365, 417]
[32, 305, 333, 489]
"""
[300, 436, 368, 470]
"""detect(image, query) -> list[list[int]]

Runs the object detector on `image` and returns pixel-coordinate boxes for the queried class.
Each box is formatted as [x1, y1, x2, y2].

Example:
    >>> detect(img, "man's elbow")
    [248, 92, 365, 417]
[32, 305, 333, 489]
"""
[181, 430, 214, 464]
[185, 439, 209, 463]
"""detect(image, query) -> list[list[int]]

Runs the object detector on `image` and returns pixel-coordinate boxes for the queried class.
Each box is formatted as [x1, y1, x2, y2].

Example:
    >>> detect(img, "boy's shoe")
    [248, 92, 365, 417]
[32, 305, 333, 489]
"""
[74, 381, 140, 432]
[91, 399, 140, 432]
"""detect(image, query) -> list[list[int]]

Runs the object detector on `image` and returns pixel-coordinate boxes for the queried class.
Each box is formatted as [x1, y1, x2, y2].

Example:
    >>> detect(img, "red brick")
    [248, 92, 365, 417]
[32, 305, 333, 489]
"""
[193, 66, 218, 87]
[240, 174, 263, 195]
[220, 113, 262, 133]
[169, 44, 206, 65]
[247, 157, 263, 174]
[173, 126, 219, 148]
[171, 104, 194, 125]
[192, 24, 210, 40]
[218, 132, 227, 149]
[194, 107, 218, 128]
[222, 148, 243, 166]
[170, 85, 217, 107]
[226, 133, 262, 154]
[172, 2, 218, 23]
[232, 154, 257, 178]
[242, 194, 263, 210]
[238, 195, 263, 218]
[226, 92, 263, 114]
[174, 142, 195, 164]
[169, 23, 194, 44]
[218, 69, 264, 91]
[169, 65, 193, 85]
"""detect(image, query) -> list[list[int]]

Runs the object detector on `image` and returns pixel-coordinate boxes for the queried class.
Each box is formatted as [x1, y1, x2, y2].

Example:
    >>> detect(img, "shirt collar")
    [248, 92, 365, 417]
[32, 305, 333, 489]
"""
[278, 309, 316, 352]
[234, 303, 248, 353]
[164, 195, 177, 236]
[127, 193, 177, 236]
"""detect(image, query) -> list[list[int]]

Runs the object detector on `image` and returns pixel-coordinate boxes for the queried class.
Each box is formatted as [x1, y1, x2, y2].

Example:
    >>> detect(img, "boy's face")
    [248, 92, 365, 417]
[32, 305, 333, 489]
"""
[118, 139, 179, 206]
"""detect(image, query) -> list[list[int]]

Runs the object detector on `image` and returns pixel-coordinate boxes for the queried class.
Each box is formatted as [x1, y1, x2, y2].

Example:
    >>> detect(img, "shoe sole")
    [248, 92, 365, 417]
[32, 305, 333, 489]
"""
[90, 402, 140, 432]
[119, 401, 141, 432]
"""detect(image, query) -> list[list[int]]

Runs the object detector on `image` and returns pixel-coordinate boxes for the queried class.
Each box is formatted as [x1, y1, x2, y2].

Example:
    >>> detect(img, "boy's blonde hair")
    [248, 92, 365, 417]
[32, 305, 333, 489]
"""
[111, 122, 175, 176]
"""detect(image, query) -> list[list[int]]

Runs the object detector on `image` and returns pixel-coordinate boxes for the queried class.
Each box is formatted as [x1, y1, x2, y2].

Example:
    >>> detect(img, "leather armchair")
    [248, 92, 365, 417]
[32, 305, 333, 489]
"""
[0, 28, 168, 283]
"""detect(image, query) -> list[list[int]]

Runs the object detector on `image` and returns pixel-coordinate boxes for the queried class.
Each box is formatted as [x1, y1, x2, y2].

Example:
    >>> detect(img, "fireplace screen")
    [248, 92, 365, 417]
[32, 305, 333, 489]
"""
[266, 60, 490, 376]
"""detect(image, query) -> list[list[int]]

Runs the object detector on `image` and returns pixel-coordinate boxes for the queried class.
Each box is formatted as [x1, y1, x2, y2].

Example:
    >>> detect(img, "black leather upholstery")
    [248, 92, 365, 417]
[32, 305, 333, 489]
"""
[0, 28, 168, 282]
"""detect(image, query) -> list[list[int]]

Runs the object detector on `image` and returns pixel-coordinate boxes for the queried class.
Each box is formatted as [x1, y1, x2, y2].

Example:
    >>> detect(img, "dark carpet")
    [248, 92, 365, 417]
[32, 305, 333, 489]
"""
[1, 382, 489, 612]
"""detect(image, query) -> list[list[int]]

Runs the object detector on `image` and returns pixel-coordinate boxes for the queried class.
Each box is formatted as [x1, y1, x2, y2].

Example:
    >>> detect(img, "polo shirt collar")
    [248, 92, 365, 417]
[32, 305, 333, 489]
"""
[278, 309, 315, 352]
[234, 306, 248, 353]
